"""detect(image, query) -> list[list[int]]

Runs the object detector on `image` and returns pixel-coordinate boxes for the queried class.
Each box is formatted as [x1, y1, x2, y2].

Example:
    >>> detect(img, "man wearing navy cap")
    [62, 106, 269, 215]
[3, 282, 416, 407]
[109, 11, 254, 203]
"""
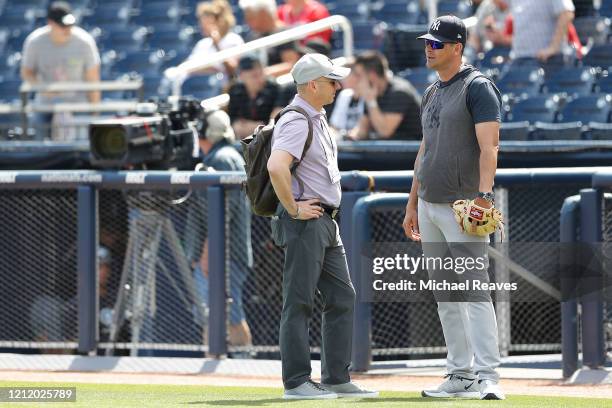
[404, 15, 506, 400]
[21, 1, 100, 140]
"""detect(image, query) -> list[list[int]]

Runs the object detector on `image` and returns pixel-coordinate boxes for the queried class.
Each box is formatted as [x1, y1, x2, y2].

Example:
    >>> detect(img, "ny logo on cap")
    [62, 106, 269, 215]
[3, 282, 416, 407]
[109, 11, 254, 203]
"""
[431, 20, 441, 31]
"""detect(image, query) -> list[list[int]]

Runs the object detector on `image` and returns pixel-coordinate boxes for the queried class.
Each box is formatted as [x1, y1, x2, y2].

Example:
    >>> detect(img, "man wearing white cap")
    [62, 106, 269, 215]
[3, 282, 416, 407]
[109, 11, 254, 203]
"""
[267, 54, 378, 400]
[188, 109, 254, 349]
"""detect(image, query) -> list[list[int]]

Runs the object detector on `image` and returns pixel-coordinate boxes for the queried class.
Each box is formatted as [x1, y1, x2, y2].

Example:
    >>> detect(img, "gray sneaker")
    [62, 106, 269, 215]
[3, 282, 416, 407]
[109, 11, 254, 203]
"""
[422, 374, 480, 398]
[322, 382, 379, 398]
[283, 380, 338, 400]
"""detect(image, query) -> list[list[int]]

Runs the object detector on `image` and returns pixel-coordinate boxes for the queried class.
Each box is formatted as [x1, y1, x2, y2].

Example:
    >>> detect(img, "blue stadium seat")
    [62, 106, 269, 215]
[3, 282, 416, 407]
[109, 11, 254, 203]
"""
[0, 112, 23, 139]
[597, 74, 612, 93]
[112, 51, 164, 77]
[181, 74, 223, 100]
[496, 67, 544, 98]
[327, 2, 369, 21]
[500, 121, 530, 141]
[140, 73, 164, 100]
[6, 31, 30, 53]
[0, 52, 21, 80]
[371, 0, 422, 25]
[478, 47, 511, 70]
[147, 26, 195, 53]
[557, 94, 611, 123]
[436, 0, 471, 18]
[542, 67, 596, 96]
[397, 67, 437, 95]
[587, 122, 612, 139]
[352, 21, 385, 51]
[102, 26, 148, 54]
[583, 44, 612, 69]
[84, 4, 130, 27]
[573, 16, 611, 46]
[130, 3, 183, 27]
[0, 6, 35, 32]
[160, 49, 191, 71]
[0, 79, 23, 103]
[507, 95, 558, 123]
[598, 0, 612, 16]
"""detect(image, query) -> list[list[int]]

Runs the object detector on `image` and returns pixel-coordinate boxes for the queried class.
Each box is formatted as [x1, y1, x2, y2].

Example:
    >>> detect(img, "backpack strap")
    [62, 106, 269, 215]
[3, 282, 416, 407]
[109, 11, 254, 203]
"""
[274, 105, 314, 200]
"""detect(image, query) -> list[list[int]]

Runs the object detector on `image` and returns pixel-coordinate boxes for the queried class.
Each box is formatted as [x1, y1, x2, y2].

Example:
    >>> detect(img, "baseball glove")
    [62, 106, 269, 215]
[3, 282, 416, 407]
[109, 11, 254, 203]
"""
[452, 199, 504, 239]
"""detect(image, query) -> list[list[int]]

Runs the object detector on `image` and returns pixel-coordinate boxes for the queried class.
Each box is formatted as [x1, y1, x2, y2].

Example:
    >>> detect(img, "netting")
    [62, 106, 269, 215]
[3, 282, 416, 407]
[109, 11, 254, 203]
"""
[0, 189, 78, 349]
[604, 195, 612, 354]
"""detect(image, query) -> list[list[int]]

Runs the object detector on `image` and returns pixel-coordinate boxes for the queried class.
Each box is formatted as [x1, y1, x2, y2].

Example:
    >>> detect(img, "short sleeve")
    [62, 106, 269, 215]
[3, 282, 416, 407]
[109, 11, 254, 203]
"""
[553, 0, 575, 15]
[84, 36, 101, 69]
[467, 77, 502, 124]
[271, 113, 309, 160]
[21, 34, 36, 70]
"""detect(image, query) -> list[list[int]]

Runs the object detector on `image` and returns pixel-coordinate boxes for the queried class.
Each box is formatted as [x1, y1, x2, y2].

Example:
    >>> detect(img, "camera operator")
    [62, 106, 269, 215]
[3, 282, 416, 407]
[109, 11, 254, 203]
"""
[186, 109, 254, 351]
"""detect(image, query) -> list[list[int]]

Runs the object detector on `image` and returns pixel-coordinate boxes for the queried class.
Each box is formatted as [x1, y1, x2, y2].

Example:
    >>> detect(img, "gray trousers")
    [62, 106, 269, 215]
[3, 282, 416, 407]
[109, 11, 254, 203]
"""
[271, 206, 356, 390]
[418, 199, 501, 382]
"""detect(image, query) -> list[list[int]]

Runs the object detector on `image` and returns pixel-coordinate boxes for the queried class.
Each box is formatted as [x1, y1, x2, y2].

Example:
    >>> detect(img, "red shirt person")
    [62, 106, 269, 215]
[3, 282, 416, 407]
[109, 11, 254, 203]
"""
[277, 0, 332, 44]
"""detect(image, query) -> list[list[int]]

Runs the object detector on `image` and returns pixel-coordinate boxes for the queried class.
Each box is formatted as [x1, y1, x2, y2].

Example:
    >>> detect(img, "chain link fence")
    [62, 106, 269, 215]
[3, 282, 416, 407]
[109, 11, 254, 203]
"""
[0, 178, 599, 359]
[0, 189, 78, 350]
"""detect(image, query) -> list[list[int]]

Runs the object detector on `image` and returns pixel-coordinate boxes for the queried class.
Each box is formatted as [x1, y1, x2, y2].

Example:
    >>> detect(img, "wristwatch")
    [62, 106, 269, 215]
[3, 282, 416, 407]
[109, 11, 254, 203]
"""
[478, 191, 495, 203]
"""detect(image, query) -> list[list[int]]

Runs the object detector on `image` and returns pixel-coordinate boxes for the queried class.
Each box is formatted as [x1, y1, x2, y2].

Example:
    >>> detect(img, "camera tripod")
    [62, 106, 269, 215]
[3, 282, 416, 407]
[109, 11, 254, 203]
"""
[106, 193, 206, 356]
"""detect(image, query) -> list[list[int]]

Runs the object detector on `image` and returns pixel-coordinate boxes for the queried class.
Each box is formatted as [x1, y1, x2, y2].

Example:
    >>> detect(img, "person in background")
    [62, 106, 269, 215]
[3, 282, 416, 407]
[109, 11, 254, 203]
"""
[239, 0, 285, 65]
[21, 1, 100, 140]
[468, 0, 512, 55]
[349, 51, 422, 140]
[329, 66, 365, 139]
[277, 0, 332, 44]
[228, 55, 280, 139]
[186, 109, 254, 350]
[186, 0, 244, 81]
[506, 0, 576, 74]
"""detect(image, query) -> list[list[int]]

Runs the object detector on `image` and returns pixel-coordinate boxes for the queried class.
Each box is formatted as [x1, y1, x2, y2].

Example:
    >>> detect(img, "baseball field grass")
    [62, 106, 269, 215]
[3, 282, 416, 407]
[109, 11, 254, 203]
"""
[1, 381, 611, 408]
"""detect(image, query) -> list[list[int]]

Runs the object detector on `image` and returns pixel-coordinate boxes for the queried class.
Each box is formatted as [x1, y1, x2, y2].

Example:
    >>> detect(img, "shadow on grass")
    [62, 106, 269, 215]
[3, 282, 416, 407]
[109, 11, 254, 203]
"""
[187, 397, 442, 406]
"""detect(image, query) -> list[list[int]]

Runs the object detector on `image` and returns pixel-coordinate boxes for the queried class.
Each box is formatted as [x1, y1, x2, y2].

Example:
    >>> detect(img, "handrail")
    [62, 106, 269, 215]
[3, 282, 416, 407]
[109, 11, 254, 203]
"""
[20, 80, 143, 93]
[170, 15, 354, 96]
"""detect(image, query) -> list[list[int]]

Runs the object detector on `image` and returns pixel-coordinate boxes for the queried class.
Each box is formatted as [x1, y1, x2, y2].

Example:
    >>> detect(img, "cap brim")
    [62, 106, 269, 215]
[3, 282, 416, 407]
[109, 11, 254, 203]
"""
[416, 32, 454, 43]
[324, 66, 350, 81]
[60, 14, 76, 26]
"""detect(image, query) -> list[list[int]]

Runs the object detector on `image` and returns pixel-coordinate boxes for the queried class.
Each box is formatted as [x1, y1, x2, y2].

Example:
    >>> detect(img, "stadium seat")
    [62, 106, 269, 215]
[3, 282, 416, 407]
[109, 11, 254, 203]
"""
[598, 0, 612, 16]
[327, 2, 369, 21]
[147, 25, 195, 53]
[573, 16, 611, 46]
[101, 26, 148, 54]
[397, 67, 437, 95]
[112, 50, 164, 77]
[583, 44, 612, 69]
[383, 25, 428, 71]
[0, 52, 21, 80]
[0, 79, 24, 103]
[500, 121, 530, 141]
[478, 47, 511, 70]
[371, 0, 422, 25]
[542, 67, 596, 96]
[506, 95, 558, 123]
[436, 0, 471, 18]
[6, 31, 30, 53]
[351, 21, 385, 51]
[596, 74, 612, 93]
[84, 4, 130, 27]
[0, 6, 36, 32]
[181, 74, 223, 100]
[130, 3, 183, 27]
[587, 122, 612, 140]
[0, 112, 23, 139]
[496, 66, 544, 98]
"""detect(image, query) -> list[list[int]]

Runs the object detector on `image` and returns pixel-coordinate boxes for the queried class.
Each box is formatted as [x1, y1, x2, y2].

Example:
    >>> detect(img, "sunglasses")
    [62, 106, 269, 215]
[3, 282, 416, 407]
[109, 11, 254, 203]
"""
[425, 39, 456, 50]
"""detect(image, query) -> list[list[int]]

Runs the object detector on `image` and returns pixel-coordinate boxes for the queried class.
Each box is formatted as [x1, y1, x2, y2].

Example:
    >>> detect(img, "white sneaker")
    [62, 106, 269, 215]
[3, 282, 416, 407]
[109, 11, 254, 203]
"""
[479, 379, 506, 400]
[422, 374, 480, 398]
[321, 381, 379, 398]
[283, 380, 338, 399]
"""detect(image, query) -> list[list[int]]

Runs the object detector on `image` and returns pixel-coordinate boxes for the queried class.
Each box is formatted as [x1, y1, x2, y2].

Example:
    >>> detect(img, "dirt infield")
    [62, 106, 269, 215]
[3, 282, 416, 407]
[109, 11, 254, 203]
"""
[0, 370, 611, 399]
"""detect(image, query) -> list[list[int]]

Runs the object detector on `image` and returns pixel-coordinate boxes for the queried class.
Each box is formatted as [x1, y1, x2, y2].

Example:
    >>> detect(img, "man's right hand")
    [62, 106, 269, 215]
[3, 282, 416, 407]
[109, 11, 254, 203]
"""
[402, 204, 421, 241]
[288, 198, 324, 220]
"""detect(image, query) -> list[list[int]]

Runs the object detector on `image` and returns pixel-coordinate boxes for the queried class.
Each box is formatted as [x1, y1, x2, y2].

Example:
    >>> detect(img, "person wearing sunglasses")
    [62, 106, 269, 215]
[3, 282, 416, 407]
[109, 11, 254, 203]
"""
[267, 54, 378, 400]
[403, 15, 505, 400]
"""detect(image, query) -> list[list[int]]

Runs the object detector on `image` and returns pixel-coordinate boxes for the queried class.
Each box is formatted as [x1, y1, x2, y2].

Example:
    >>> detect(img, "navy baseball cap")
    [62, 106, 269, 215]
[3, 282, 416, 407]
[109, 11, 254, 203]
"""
[48, 1, 76, 27]
[417, 15, 466, 45]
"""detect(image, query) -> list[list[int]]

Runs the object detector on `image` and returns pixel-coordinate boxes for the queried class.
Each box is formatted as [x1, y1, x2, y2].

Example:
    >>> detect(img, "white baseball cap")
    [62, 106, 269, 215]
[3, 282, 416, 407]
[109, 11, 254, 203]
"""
[291, 53, 351, 85]
[205, 110, 235, 144]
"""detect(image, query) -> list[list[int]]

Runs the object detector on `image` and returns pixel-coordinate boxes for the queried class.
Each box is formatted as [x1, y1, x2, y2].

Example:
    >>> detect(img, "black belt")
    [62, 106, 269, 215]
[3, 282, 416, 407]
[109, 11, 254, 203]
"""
[320, 203, 340, 219]
[296, 200, 340, 219]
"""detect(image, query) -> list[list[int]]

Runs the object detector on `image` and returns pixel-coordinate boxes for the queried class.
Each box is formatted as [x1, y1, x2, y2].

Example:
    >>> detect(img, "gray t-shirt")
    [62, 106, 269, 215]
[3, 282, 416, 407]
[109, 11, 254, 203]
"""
[509, 0, 575, 59]
[417, 66, 501, 203]
[22, 26, 100, 102]
[271, 94, 342, 207]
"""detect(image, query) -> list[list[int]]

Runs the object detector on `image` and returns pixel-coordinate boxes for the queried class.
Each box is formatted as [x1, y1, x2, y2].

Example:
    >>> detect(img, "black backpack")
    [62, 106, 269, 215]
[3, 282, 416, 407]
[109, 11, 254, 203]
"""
[240, 105, 313, 217]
